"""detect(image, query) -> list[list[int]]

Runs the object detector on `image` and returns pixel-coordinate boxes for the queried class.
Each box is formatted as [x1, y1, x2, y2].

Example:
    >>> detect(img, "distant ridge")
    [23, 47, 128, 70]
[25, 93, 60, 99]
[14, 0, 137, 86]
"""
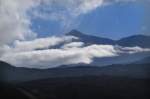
[117, 35, 150, 48]
[66, 30, 115, 45]
[66, 30, 150, 48]
[66, 30, 84, 37]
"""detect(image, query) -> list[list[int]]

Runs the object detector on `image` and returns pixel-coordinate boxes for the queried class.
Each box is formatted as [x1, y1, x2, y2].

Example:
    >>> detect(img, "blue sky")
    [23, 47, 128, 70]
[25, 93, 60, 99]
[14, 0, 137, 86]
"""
[31, 1, 146, 40]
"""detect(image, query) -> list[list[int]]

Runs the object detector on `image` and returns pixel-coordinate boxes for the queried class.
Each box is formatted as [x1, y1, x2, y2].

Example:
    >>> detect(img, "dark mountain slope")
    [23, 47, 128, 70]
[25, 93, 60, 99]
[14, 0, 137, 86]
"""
[66, 30, 115, 45]
[133, 56, 150, 64]
[66, 30, 150, 48]
[0, 61, 150, 83]
[0, 61, 150, 99]
[19, 76, 150, 99]
[117, 35, 150, 48]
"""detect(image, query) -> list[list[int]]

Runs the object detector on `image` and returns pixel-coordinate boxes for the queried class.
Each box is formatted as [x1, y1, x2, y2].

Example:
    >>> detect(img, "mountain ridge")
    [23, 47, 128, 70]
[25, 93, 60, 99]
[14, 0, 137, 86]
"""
[66, 30, 150, 48]
[66, 30, 116, 45]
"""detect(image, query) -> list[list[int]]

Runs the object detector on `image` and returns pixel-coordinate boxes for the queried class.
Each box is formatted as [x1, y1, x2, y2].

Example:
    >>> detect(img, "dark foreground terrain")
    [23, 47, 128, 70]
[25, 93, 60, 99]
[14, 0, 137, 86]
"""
[1, 76, 150, 99]
[0, 61, 150, 99]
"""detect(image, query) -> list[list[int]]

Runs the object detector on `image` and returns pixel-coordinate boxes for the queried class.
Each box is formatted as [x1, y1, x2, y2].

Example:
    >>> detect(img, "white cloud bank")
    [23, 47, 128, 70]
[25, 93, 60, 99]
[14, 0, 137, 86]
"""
[0, 36, 150, 69]
[0, 44, 117, 68]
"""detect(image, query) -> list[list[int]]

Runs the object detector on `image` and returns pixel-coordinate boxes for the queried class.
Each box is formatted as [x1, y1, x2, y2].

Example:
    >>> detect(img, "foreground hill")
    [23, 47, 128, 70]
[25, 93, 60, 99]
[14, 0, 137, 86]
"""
[0, 61, 150, 83]
[0, 60, 150, 99]
[1, 76, 150, 99]
[19, 76, 150, 99]
[133, 56, 150, 64]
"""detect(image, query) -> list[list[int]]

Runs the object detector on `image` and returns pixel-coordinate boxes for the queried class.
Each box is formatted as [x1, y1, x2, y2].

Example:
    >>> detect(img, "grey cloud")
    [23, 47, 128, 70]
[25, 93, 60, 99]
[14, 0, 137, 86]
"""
[0, 0, 39, 45]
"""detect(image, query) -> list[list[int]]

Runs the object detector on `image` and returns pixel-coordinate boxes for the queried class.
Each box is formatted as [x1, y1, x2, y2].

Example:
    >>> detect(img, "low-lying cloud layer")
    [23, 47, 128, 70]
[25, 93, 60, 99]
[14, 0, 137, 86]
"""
[0, 35, 150, 69]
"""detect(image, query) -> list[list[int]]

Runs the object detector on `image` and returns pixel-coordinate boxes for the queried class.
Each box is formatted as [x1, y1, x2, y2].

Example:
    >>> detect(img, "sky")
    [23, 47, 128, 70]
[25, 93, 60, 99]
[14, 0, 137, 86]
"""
[0, 0, 149, 45]
[0, 0, 150, 68]
[29, 0, 148, 39]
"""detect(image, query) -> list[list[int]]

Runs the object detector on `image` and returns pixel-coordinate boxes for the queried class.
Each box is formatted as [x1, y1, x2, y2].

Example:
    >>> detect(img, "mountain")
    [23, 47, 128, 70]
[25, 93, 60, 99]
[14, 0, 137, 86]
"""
[66, 30, 115, 45]
[92, 51, 150, 66]
[117, 35, 150, 48]
[66, 30, 150, 48]
[1, 61, 150, 83]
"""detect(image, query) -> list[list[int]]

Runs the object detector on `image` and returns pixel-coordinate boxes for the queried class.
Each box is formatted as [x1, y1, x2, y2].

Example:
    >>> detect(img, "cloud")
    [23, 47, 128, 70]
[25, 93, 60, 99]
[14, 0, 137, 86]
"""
[13, 36, 78, 52]
[0, 45, 11, 56]
[31, 0, 137, 31]
[115, 45, 150, 54]
[62, 42, 84, 49]
[30, 0, 104, 29]
[0, 35, 150, 69]
[33, 0, 136, 18]
[0, 35, 78, 58]
[0, 0, 39, 46]
[0, 44, 118, 68]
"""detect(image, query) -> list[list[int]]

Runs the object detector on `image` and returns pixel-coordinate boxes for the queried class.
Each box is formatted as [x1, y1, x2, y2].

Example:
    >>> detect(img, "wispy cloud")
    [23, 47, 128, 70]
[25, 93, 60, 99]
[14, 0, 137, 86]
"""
[31, 0, 137, 30]
[0, 0, 138, 46]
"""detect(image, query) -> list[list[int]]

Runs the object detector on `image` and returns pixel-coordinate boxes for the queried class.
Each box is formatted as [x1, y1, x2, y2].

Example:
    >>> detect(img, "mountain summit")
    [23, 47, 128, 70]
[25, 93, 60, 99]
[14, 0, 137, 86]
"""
[66, 30, 150, 48]
[66, 29, 84, 37]
[66, 30, 115, 45]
